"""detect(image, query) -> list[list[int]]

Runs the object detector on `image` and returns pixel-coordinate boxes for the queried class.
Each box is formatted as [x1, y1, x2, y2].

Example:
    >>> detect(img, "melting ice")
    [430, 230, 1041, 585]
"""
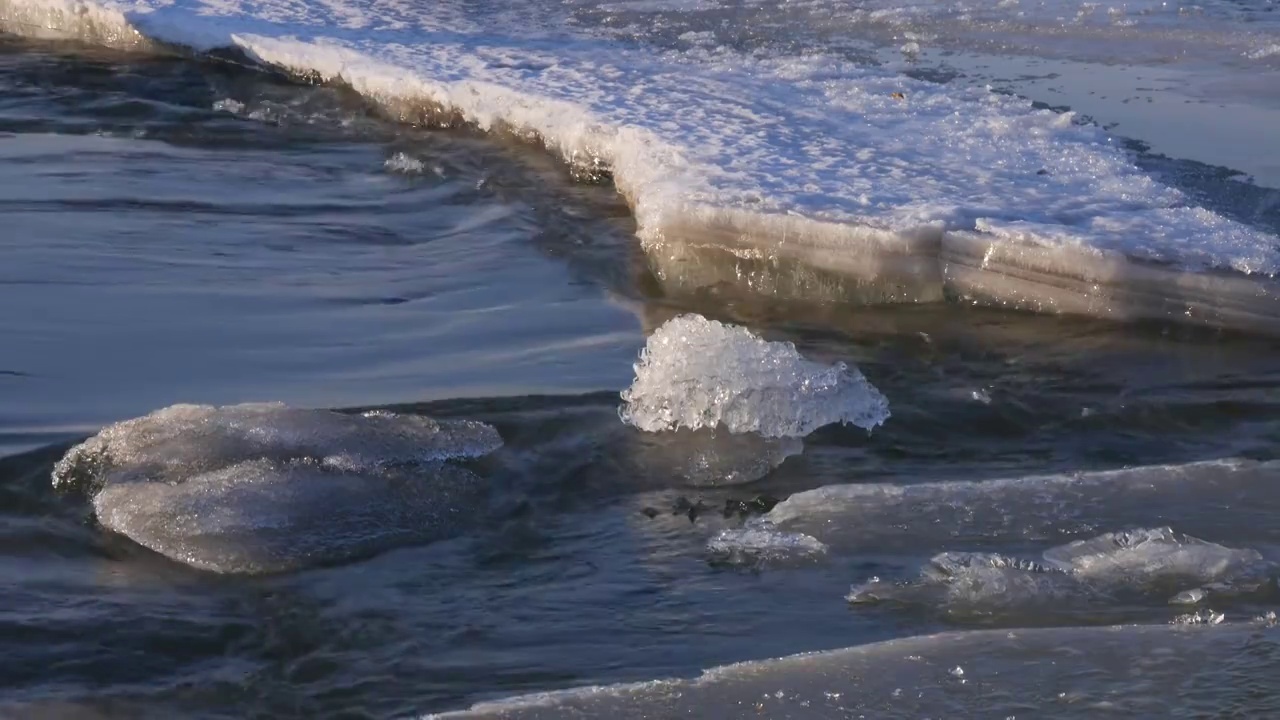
[619, 314, 889, 438]
[430, 623, 1280, 719]
[706, 526, 828, 567]
[53, 403, 502, 573]
[845, 527, 1275, 614]
[5, 0, 1279, 332]
[617, 314, 887, 485]
[758, 459, 1280, 556]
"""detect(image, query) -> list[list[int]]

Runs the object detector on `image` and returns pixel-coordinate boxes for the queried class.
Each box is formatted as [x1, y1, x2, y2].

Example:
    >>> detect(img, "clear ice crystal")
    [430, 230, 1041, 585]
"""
[1172, 610, 1225, 626]
[619, 314, 889, 438]
[384, 151, 426, 174]
[707, 522, 828, 566]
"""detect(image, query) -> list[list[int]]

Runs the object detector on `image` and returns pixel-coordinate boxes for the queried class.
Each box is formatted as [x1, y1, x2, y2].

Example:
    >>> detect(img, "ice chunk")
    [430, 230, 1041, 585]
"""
[1172, 609, 1225, 626]
[848, 529, 1272, 617]
[848, 551, 1082, 611]
[1041, 527, 1265, 585]
[93, 459, 484, 574]
[762, 459, 1280, 557]
[618, 314, 889, 438]
[384, 151, 426, 174]
[1169, 588, 1207, 605]
[52, 403, 502, 573]
[53, 402, 501, 492]
[707, 522, 827, 566]
[212, 98, 246, 114]
[922, 552, 1083, 609]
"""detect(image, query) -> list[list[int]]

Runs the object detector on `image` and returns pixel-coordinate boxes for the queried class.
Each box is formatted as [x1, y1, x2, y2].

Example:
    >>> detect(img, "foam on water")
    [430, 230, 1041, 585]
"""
[53, 403, 502, 572]
[5, 0, 1280, 332]
[618, 314, 890, 437]
[429, 623, 1280, 718]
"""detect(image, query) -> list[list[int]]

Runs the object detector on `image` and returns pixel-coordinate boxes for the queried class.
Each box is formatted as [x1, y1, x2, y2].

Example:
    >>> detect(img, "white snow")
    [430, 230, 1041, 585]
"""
[3, 0, 1276, 289]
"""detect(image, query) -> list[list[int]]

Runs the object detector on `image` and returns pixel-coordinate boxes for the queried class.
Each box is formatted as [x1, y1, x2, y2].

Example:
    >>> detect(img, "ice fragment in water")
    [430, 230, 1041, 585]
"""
[52, 403, 502, 573]
[211, 98, 245, 114]
[847, 529, 1271, 616]
[92, 459, 485, 574]
[707, 522, 827, 566]
[1041, 527, 1264, 584]
[619, 314, 889, 438]
[1169, 588, 1207, 605]
[1172, 610, 1225, 625]
[384, 151, 426, 174]
[920, 552, 1082, 609]
[53, 402, 501, 492]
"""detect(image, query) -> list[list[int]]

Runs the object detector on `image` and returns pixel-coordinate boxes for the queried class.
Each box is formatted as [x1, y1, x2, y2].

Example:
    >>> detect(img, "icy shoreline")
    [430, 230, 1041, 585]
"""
[5, 0, 1279, 333]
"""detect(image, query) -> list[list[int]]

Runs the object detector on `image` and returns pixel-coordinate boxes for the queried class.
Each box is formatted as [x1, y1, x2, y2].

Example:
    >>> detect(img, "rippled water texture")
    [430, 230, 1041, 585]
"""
[3, 4, 1280, 717]
[0, 35, 647, 456]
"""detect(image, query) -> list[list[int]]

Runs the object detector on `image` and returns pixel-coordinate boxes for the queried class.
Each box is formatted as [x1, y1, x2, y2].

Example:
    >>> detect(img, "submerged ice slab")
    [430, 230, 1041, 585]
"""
[619, 314, 889, 437]
[429, 623, 1280, 719]
[847, 550, 1082, 612]
[1042, 527, 1265, 584]
[847, 528, 1274, 615]
[759, 459, 1280, 556]
[54, 403, 502, 573]
[5, 0, 1280, 332]
[92, 458, 485, 574]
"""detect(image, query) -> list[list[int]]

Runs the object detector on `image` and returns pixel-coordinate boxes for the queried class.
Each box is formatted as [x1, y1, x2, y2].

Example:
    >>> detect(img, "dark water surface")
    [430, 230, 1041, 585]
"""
[3, 33, 1280, 719]
[0, 35, 646, 456]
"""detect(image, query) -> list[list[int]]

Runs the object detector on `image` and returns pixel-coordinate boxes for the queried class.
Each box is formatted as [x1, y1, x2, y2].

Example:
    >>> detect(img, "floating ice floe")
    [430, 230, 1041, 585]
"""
[53, 403, 502, 573]
[5, 0, 1278, 333]
[428, 622, 1280, 719]
[845, 527, 1275, 614]
[707, 459, 1280, 578]
[758, 458, 1280, 556]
